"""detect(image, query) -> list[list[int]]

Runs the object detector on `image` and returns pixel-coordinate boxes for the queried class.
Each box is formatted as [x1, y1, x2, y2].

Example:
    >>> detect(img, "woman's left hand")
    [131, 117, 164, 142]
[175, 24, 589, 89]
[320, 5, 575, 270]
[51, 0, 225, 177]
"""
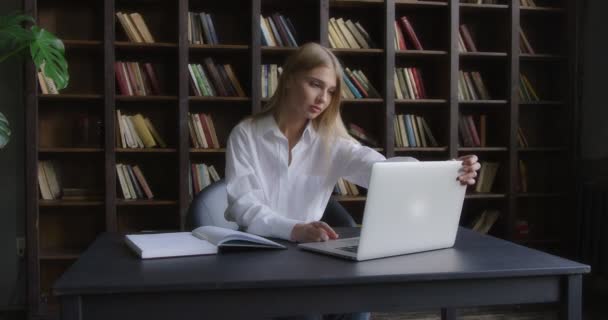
[457, 154, 481, 186]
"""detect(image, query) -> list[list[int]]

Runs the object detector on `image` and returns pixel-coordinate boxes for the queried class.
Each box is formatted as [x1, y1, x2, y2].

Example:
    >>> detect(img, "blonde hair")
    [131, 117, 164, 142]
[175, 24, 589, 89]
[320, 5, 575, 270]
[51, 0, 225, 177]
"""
[252, 42, 355, 148]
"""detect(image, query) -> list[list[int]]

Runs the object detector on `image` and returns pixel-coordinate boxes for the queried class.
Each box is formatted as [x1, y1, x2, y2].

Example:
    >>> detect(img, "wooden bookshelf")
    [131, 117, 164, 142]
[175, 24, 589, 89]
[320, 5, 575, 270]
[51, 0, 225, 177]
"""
[24, 0, 578, 318]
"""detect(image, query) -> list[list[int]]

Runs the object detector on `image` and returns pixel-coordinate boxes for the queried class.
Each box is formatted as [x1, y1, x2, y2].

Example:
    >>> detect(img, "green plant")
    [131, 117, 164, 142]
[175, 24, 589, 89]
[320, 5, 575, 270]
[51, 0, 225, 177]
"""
[0, 12, 69, 149]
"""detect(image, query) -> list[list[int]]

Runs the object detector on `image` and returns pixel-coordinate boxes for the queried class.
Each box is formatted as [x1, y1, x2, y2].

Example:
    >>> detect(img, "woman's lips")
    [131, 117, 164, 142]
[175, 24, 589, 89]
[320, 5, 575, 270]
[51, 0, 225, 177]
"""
[310, 105, 322, 113]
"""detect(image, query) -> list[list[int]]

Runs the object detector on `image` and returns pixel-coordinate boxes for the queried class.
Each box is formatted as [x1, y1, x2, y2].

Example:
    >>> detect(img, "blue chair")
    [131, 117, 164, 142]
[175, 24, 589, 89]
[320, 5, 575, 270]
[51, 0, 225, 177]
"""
[185, 179, 356, 230]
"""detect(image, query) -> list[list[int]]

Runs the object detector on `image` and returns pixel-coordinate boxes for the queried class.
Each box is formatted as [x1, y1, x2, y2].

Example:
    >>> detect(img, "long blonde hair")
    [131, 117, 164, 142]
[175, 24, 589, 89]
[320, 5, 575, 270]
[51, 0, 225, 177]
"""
[252, 42, 355, 148]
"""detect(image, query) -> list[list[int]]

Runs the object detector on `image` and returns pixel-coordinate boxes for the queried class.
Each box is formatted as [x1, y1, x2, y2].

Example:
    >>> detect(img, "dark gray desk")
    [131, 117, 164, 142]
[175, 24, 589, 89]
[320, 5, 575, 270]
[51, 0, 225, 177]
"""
[54, 228, 590, 320]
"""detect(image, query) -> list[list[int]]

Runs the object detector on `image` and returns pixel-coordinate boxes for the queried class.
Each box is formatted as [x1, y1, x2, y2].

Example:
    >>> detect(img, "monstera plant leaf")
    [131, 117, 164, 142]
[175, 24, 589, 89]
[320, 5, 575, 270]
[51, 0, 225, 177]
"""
[0, 13, 69, 149]
[0, 112, 11, 149]
[30, 25, 68, 90]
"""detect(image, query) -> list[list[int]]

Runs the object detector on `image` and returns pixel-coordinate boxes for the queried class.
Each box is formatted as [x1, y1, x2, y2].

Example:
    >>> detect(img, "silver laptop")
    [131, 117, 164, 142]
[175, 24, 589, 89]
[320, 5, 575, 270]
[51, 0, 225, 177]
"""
[298, 160, 466, 261]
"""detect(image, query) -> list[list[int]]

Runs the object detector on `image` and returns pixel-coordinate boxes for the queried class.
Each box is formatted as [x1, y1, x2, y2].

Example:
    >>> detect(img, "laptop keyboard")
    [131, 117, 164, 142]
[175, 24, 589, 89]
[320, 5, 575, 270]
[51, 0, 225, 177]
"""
[337, 245, 359, 253]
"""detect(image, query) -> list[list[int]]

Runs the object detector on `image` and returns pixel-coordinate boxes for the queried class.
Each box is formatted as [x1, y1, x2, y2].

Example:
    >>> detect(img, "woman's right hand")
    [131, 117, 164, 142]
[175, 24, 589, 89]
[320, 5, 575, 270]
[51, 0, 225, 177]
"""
[291, 221, 339, 243]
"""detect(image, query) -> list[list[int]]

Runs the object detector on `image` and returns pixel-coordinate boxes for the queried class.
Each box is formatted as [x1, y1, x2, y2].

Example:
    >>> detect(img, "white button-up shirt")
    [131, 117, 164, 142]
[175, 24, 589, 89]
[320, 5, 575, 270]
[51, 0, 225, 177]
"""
[224, 114, 387, 240]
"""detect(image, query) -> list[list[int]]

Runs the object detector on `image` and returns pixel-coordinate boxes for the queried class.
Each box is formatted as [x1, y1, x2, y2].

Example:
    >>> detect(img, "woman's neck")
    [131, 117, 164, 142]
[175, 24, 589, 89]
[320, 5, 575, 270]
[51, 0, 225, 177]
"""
[274, 110, 308, 144]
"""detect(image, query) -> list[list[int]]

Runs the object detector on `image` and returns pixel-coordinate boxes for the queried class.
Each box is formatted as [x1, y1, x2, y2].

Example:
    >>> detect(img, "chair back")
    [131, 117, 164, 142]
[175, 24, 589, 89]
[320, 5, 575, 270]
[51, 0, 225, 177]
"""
[186, 179, 357, 230]
[185, 179, 238, 230]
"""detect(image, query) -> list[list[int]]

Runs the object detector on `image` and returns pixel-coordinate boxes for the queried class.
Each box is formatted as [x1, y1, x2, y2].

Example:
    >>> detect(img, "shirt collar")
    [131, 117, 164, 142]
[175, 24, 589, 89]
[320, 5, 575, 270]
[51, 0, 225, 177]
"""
[259, 114, 317, 143]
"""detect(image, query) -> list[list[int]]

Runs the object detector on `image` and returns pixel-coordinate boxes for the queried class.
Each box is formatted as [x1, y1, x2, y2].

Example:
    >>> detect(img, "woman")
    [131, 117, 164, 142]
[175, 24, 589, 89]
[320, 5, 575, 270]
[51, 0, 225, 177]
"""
[225, 42, 479, 244]
[224, 42, 479, 320]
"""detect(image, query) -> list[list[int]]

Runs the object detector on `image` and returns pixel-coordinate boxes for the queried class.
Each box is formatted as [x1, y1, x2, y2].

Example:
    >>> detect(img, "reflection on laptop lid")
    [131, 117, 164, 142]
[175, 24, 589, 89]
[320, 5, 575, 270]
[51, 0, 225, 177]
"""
[298, 160, 466, 261]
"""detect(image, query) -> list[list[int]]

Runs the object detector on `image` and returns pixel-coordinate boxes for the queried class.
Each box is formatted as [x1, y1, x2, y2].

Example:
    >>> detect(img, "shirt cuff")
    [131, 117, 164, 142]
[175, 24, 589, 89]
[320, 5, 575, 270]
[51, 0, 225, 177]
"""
[271, 216, 302, 242]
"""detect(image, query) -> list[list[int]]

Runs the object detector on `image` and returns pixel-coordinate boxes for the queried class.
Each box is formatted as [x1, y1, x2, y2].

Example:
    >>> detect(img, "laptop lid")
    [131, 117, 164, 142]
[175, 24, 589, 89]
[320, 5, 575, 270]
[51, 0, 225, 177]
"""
[356, 160, 466, 261]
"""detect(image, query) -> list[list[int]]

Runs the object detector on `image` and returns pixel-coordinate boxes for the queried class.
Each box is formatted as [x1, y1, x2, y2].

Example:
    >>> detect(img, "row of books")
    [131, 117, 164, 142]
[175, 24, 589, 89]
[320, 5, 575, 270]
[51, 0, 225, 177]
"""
[37, 70, 59, 94]
[458, 71, 491, 101]
[188, 12, 219, 45]
[459, 114, 487, 148]
[38, 161, 61, 200]
[115, 62, 161, 96]
[470, 209, 500, 235]
[394, 114, 438, 148]
[261, 64, 283, 98]
[116, 110, 166, 149]
[394, 67, 427, 100]
[458, 24, 477, 53]
[348, 123, 379, 147]
[342, 68, 381, 99]
[189, 163, 221, 196]
[394, 16, 423, 50]
[474, 161, 499, 193]
[188, 112, 220, 149]
[461, 0, 501, 4]
[519, 28, 536, 54]
[116, 163, 154, 200]
[116, 12, 155, 43]
[260, 13, 298, 47]
[334, 178, 360, 196]
[328, 17, 375, 49]
[188, 58, 246, 97]
[517, 127, 529, 148]
[519, 73, 540, 102]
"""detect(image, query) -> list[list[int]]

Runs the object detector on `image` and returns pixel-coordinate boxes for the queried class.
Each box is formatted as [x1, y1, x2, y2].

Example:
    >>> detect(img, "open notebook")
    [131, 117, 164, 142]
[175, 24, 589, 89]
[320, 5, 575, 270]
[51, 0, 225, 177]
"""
[125, 226, 285, 259]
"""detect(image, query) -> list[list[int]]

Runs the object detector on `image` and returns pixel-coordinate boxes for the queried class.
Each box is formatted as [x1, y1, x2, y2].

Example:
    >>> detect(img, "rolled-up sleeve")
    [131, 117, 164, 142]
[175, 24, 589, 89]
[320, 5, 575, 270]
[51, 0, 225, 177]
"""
[224, 126, 301, 240]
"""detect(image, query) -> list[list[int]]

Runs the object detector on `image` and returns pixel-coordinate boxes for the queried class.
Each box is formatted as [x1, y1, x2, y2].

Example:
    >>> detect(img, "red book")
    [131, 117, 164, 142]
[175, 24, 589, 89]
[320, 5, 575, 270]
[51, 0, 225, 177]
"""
[412, 68, 427, 99]
[114, 62, 131, 95]
[143, 63, 162, 95]
[125, 62, 142, 96]
[399, 16, 423, 50]
[466, 115, 481, 147]
[198, 113, 214, 148]
[394, 21, 407, 50]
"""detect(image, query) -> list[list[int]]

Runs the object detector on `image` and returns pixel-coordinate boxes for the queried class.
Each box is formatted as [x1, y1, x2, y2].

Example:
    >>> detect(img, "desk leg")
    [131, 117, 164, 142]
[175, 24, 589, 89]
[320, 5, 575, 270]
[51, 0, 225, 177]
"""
[441, 308, 456, 320]
[61, 296, 82, 320]
[561, 274, 582, 320]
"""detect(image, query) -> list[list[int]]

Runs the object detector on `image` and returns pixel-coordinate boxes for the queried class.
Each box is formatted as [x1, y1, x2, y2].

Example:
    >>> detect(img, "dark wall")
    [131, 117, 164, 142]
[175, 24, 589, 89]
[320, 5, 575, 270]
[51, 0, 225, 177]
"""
[0, 0, 26, 308]
[580, 0, 608, 163]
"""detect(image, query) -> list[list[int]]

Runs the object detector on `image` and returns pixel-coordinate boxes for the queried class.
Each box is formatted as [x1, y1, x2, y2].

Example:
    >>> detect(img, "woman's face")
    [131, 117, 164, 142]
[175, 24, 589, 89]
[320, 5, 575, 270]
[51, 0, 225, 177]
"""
[286, 66, 337, 121]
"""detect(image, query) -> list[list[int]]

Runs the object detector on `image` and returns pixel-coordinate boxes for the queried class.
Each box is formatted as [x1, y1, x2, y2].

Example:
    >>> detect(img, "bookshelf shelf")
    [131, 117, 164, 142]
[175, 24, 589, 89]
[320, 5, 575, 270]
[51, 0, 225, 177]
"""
[395, 0, 448, 8]
[115, 41, 178, 49]
[115, 148, 178, 153]
[63, 40, 103, 48]
[25, 0, 578, 317]
[189, 148, 227, 153]
[520, 53, 567, 61]
[516, 193, 567, 198]
[39, 94, 103, 101]
[39, 248, 80, 261]
[342, 98, 384, 104]
[460, 52, 507, 59]
[190, 44, 250, 52]
[39, 148, 104, 153]
[520, 7, 565, 14]
[331, 48, 384, 56]
[396, 50, 449, 57]
[39, 200, 104, 207]
[459, 100, 508, 105]
[116, 200, 179, 206]
[395, 99, 448, 105]
[116, 95, 178, 102]
[459, 3, 508, 11]
[394, 147, 449, 152]
[465, 193, 506, 200]
[518, 147, 566, 152]
[458, 147, 508, 152]
[189, 96, 251, 103]
[331, 195, 367, 202]
[261, 46, 298, 54]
